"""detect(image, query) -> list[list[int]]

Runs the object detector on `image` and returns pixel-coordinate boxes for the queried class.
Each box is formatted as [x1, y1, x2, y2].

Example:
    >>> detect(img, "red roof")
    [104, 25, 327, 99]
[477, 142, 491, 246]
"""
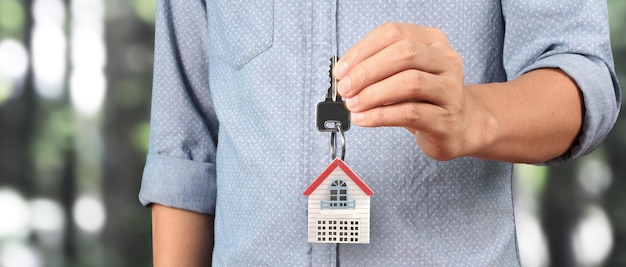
[303, 158, 374, 196]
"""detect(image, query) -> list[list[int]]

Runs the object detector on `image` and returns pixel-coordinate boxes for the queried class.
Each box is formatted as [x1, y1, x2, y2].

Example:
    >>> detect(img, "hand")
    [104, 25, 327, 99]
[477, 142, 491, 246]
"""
[334, 23, 496, 161]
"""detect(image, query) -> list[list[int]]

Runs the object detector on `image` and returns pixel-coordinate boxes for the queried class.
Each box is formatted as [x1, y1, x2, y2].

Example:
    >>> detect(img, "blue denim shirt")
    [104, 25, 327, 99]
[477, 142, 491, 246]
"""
[139, 0, 620, 266]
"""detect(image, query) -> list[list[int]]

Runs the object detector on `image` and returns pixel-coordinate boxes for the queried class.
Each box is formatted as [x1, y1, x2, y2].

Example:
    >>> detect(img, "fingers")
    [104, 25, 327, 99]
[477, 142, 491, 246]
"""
[335, 23, 450, 79]
[334, 22, 463, 118]
[345, 69, 448, 113]
[335, 22, 470, 161]
[351, 101, 446, 130]
[351, 101, 466, 161]
[337, 40, 454, 98]
[334, 23, 452, 80]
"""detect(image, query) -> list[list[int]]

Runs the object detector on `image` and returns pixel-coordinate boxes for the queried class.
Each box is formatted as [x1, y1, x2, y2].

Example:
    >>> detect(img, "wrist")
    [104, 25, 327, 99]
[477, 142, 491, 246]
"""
[461, 84, 500, 160]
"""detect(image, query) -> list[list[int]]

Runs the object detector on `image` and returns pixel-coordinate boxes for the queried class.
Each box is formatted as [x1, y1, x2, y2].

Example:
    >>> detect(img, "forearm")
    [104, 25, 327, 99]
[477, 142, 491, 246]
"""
[467, 68, 583, 163]
[152, 204, 214, 267]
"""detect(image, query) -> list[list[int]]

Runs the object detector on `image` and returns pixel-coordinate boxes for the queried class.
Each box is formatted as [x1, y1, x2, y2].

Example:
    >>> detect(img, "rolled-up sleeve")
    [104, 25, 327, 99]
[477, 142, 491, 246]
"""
[139, 0, 218, 214]
[501, 0, 621, 164]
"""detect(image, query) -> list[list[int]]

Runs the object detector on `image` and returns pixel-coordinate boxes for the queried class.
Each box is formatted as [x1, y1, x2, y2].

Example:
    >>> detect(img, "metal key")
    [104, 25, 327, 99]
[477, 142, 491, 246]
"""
[316, 56, 351, 132]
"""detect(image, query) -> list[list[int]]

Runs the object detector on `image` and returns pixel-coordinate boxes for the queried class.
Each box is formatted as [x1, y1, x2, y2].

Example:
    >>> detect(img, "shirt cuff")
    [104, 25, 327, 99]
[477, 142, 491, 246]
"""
[520, 53, 619, 165]
[139, 153, 217, 214]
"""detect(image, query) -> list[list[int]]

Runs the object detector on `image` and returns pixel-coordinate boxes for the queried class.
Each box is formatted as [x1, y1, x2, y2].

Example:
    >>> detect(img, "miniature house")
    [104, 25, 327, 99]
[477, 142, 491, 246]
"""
[303, 158, 374, 244]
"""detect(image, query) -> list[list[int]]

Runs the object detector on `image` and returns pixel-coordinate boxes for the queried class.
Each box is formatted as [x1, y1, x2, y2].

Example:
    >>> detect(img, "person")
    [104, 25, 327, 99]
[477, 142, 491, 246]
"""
[139, 0, 620, 266]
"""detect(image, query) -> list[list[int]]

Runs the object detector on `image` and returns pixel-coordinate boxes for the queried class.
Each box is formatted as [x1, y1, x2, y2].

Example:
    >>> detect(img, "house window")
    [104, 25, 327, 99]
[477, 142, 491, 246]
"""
[320, 179, 355, 209]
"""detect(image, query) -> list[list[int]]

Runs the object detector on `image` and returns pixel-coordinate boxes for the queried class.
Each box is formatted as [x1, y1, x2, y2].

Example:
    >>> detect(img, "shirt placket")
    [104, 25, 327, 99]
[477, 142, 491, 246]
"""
[307, 0, 342, 266]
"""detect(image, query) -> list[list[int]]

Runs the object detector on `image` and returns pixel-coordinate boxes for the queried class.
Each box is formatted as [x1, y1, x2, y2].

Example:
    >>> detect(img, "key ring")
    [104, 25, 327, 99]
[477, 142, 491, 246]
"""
[330, 124, 346, 161]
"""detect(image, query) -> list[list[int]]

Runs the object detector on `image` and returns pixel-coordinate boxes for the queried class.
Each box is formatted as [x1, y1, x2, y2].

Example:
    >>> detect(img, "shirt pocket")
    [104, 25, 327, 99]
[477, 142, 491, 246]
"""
[207, 0, 274, 69]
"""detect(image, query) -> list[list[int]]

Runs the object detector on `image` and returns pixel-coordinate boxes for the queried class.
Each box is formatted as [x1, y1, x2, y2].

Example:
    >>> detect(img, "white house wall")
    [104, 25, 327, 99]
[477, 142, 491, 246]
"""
[307, 168, 371, 243]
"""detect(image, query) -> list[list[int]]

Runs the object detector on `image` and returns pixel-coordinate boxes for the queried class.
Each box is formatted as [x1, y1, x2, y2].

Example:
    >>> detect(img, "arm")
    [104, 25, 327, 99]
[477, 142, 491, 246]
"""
[139, 0, 219, 265]
[334, 23, 593, 163]
[463, 68, 582, 163]
[152, 204, 214, 267]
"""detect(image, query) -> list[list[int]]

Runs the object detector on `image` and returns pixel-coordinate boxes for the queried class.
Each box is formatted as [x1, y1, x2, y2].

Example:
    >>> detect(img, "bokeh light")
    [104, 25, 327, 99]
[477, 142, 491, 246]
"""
[30, 198, 65, 233]
[71, 28, 106, 71]
[69, 0, 106, 115]
[0, 242, 41, 267]
[0, 39, 29, 82]
[516, 212, 550, 267]
[514, 164, 549, 267]
[69, 70, 106, 115]
[573, 205, 614, 266]
[577, 158, 612, 197]
[32, 0, 65, 25]
[0, 39, 29, 103]
[31, 0, 67, 99]
[29, 198, 65, 247]
[71, 0, 105, 34]
[72, 196, 106, 234]
[131, 0, 157, 24]
[0, 76, 10, 105]
[0, 0, 25, 32]
[0, 187, 31, 240]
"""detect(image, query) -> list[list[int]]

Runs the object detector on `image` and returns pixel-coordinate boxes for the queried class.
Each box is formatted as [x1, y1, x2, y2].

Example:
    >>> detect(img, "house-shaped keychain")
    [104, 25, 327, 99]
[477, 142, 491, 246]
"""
[303, 158, 374, 244]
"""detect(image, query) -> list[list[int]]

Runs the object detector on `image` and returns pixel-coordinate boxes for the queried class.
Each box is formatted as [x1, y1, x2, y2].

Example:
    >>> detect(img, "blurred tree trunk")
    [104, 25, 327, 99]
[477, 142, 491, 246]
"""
[605, 0, 626, 265]
[542, 161, 582, 267]
[0, 0, 36, 196]
[603, 93, 626, 266]
[603, 11, 626, 264]
[61, 145, 77, 265]
[102, 1, 154, 266]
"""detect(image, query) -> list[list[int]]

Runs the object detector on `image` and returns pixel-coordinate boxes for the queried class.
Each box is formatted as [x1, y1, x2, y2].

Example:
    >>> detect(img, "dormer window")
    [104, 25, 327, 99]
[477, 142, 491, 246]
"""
[321, 179, 355, 209]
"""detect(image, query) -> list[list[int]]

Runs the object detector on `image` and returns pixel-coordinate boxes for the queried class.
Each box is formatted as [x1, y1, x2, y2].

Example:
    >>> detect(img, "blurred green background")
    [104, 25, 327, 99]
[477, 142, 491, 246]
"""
[0, 0, 623, 266]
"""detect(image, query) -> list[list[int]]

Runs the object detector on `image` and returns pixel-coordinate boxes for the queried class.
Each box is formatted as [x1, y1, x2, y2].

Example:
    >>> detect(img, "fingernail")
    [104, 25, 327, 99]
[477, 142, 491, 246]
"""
[346, 96, 358, 110]
[351, 112, 364, 123]
[337, 77, 351, 96]
[334, 61, 349, 78]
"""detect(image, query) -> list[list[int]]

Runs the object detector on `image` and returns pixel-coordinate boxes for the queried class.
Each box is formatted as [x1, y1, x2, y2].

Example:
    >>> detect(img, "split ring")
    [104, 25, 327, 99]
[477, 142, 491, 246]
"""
[329, 124, 345, 161]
